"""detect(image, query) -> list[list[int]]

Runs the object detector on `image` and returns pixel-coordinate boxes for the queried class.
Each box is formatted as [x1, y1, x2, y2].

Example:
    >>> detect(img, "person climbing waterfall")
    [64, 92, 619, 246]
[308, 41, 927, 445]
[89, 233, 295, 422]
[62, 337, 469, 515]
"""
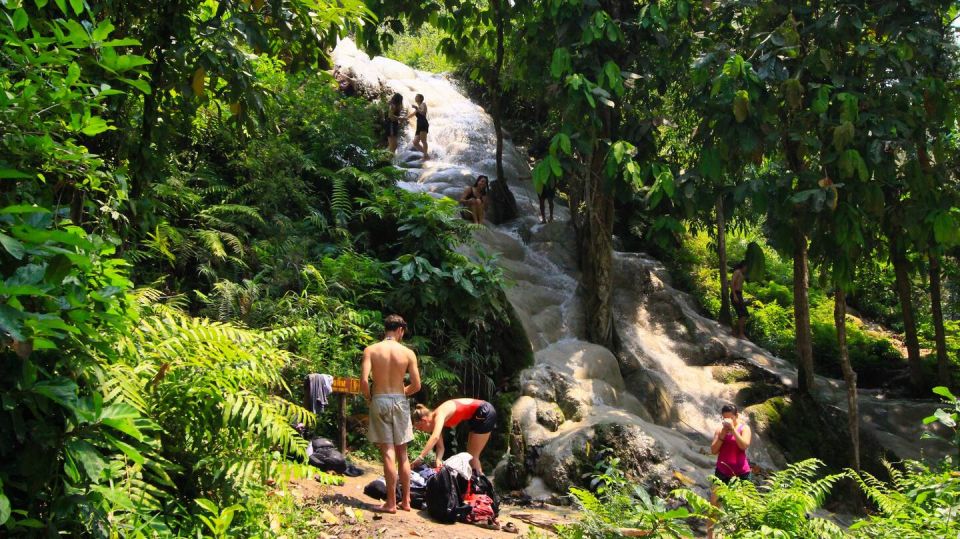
[459, 175, 489, 224]
[386, 93, 403, 154]
[730, 260, 749, 339]
[410, 399, 498, 474]
[408, 94, 429, 160]
[537, 176, 556, 224]
[707, 404, 752, 539]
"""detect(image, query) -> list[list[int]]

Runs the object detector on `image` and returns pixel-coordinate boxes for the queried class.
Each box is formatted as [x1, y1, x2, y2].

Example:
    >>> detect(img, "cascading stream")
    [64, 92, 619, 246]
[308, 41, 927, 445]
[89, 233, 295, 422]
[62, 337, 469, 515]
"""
[333, 39, 948, 497]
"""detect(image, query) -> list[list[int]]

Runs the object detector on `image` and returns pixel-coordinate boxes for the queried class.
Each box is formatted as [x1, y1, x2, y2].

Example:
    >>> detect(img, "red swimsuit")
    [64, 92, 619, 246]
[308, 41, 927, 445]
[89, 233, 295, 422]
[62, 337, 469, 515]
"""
[444, 400, 484, 428]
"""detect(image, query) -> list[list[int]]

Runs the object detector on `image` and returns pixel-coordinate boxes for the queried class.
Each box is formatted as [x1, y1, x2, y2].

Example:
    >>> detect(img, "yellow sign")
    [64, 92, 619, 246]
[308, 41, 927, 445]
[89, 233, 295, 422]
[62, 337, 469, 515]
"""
[332, 377, 361, 395]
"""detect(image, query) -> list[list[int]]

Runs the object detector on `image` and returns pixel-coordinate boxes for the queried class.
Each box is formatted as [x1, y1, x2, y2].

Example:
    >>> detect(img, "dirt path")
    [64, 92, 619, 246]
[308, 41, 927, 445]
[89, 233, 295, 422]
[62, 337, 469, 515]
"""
[289, 461, 575, 539]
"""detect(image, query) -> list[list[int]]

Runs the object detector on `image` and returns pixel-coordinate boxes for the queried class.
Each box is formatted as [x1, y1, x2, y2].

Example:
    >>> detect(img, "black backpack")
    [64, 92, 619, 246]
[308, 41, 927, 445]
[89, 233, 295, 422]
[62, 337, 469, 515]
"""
[307, 438, 346, 474]
[424, 467, 471, 524]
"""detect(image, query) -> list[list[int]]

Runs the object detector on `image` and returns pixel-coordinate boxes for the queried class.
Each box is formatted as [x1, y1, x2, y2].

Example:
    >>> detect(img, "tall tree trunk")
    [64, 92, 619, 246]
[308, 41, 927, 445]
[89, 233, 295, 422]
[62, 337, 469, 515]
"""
[793, 226, 815, 394]
[717, 195, 731, 326]
[486, 0, 518, 225]
[582, 152, 616, 349]
[890, 237, 924, 392]
[929, 251, 950, 386]
[834, 288, 860, 472]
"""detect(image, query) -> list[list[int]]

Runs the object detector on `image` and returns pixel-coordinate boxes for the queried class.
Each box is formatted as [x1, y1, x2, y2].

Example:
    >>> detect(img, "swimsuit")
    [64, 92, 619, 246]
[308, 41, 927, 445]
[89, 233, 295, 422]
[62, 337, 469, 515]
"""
[715, 425, 751, 483]
[731, 290, 748, 318]
[414, 104, 429, 134]
[444, 400, 497, 434]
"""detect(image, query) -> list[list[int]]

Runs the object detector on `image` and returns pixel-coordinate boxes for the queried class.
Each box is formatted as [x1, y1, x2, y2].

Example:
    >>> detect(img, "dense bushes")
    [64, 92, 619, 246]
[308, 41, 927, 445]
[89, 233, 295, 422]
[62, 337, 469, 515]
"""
[0, 2, 523, 535]
[682, 231, 905, 387]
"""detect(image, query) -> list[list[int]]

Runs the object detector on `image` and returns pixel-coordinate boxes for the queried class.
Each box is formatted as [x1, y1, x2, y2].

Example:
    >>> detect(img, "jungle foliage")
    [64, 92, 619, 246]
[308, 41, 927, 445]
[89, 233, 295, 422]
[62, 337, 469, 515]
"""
[0, 1, 520, 535]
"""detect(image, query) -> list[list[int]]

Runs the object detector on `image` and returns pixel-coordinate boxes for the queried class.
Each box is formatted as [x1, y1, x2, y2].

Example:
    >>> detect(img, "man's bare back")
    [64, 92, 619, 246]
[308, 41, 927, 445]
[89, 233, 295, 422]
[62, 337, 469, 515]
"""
[362, 339, 420, 397]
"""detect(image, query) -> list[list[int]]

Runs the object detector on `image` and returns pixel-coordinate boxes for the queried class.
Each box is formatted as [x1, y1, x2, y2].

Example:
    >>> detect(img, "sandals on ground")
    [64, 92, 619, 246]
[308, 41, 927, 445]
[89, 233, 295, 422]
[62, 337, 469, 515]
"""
[501, 522, 519, 534]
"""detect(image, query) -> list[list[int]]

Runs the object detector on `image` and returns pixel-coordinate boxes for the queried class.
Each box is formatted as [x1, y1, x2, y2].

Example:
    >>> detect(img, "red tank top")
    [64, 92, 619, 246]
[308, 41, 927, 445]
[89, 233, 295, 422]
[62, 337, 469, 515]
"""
[444, 399, 483, 428]
[716, 425, 751, 476]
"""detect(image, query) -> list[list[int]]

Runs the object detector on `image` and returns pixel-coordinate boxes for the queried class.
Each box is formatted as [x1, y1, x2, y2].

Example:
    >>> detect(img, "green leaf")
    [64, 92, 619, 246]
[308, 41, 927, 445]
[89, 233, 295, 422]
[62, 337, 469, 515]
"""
[0, 491, 9, 525]
[0, 305, 25, 341]
[195, 498, 219, 515]
[104, 433, 145, 465]
[35, 0, 50, 8]
[119, 77, 151, 95]
[0, 169, 30, 179]
[933, 386, 956, 401]
[548, 155, 562, 177]
[550, 48, 571, 79]
[0, 233, 25, 260]
[12, 8, 29, 32]
[81, 116, 114, 136]
[31, 378, 78, 409]
[932, 213, 959, 246]
[69, 0, 83, 15]
[65, 439, 105, 483]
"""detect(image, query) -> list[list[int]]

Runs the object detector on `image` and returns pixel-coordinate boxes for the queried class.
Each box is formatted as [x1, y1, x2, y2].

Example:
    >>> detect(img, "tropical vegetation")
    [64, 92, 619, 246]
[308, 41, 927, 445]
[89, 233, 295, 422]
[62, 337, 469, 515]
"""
[2, 0, 959, 536]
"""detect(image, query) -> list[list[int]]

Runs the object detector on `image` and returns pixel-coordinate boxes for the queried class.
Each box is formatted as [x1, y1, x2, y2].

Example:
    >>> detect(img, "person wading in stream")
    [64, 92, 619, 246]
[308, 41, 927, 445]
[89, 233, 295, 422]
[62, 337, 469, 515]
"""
[731, 260, 749, 339]
[410, 399, 498, 474]
[360, 314, 421, 513]
[707, 403, 752, 539]
[459, 175, 489, 224]
[408, 93, 429, 159]
[386, 93, 403, 154]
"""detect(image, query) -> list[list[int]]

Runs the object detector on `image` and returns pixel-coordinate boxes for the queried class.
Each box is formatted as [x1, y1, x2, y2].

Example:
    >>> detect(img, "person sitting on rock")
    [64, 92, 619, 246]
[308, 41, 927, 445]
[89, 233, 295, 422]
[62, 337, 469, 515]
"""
[410, 399, 498, 474]
[459, 175, 489, 224]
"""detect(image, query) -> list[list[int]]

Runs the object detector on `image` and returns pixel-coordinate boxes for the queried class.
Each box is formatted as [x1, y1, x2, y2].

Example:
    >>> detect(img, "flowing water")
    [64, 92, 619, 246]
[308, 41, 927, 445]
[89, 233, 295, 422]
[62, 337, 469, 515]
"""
[332, 39, 949, 496]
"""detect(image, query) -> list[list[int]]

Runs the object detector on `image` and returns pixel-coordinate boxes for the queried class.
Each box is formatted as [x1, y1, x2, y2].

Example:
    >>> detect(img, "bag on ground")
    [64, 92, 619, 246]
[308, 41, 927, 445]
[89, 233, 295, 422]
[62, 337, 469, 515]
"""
[424, 466, 470, 523]
[307, 437, 347, 474]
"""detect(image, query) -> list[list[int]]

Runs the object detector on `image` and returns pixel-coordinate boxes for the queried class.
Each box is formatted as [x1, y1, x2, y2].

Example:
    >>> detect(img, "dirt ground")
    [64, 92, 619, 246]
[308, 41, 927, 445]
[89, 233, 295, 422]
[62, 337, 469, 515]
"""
[289, 461, 575, 539]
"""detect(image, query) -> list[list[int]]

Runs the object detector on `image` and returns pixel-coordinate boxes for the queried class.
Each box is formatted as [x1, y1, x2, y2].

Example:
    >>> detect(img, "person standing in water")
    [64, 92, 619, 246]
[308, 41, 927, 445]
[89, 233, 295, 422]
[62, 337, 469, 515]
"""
[408, 94, 429, 159]
[730, 260, 749, 339]
[410, 398, 498, 474]
[386, 93, 403, 154]
[360, 314, 421, 513]
[459, 175, 489, 224]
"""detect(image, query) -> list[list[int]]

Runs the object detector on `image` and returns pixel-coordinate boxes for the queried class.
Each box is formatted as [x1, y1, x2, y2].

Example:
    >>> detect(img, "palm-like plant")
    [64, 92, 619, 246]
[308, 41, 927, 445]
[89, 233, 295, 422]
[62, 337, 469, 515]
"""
[674, 459, 846, 539]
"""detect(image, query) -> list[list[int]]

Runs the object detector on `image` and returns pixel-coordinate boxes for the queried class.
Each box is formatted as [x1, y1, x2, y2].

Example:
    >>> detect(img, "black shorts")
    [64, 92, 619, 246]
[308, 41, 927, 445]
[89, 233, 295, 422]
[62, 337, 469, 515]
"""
[714, 470, 751, 484]
[468, 401, 497, 434]
[416, 117, 429, 134]
[386, 120, 401, 137]
[731, 293, 748, 318]
[538, 183, 555, 201]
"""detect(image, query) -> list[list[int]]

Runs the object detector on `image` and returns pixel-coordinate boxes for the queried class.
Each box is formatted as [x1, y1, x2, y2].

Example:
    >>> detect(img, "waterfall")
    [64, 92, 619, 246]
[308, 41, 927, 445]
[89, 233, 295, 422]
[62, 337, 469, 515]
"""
[332, 39, 950, 497]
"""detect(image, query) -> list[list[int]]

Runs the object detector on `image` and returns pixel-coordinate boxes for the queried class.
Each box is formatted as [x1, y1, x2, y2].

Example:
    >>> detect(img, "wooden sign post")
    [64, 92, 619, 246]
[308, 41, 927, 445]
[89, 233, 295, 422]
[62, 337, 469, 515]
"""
[331, 377, 361, 453]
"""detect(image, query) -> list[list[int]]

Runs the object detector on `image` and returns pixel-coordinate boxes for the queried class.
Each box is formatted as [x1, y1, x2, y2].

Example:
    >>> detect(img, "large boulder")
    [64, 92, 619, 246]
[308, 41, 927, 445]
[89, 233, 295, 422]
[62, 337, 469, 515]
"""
[533, 421, 674, 496]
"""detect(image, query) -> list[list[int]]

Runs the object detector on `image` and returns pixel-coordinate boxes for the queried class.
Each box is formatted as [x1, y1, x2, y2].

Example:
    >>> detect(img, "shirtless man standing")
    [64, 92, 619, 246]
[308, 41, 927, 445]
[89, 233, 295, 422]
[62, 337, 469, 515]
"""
[360, 314, 421, 513]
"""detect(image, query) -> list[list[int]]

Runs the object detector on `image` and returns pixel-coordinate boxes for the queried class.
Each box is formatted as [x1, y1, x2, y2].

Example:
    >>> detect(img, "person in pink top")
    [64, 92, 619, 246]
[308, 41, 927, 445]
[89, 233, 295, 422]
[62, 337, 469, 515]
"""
[707, 403, 752, 539]
[711, 403, 752, 482]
